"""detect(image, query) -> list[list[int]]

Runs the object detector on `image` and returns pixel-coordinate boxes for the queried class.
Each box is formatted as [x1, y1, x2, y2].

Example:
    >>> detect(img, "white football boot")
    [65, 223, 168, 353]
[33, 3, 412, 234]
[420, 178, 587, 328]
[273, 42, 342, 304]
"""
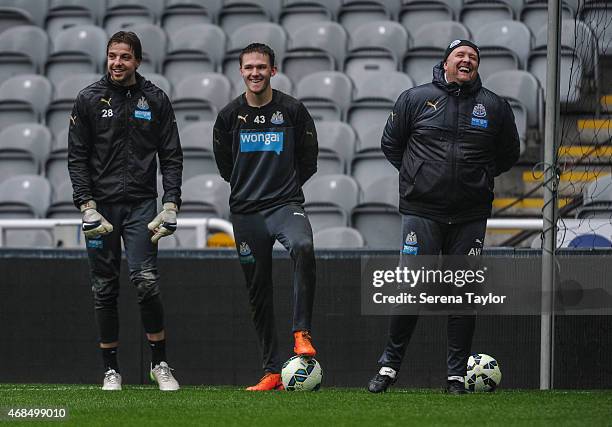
[150, 362, 180, 391]
[102, 369, 122, 391]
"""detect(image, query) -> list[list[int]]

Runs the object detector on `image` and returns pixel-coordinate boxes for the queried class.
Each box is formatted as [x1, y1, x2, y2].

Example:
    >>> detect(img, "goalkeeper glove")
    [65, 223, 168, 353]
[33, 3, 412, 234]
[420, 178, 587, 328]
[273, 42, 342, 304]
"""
[148, 202, 178, 244]
[80, 200, 113, 239]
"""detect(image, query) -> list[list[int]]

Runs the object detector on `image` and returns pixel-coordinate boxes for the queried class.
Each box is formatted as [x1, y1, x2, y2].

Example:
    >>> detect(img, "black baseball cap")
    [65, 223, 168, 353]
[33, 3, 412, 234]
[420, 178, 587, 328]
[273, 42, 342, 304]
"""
[443, 39, 480, 63]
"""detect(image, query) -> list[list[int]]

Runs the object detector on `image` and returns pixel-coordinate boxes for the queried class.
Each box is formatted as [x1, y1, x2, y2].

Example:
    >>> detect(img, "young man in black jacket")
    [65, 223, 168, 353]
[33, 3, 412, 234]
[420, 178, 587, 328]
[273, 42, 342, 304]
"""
[213, 43, 319, 391]
[68, 31, 183, 391]
[367, 40, 520, 394]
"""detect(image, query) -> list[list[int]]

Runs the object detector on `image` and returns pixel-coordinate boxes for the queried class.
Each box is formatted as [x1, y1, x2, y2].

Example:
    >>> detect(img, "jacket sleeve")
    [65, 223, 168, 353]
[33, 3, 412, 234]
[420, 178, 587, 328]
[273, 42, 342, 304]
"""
[158, 93, 183, 207]
[494, 100, 521, 176]
[295, 103, 318, 186]
[381, 90, 411, 171]
[68, 92, 94, 208]
[213, 113, 234, 183]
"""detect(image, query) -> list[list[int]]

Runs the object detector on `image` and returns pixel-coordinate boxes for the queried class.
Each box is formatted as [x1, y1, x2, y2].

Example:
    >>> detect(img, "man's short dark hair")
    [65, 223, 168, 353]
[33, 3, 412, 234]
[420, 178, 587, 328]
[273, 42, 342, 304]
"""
[107, 31, 142, 61]
[239, 43, 275, 67]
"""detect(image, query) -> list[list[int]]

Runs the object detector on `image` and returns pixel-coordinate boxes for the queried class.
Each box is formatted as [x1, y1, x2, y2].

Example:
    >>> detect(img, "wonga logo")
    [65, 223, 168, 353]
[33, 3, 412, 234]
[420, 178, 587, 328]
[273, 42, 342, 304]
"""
[239, 131, 284, 154]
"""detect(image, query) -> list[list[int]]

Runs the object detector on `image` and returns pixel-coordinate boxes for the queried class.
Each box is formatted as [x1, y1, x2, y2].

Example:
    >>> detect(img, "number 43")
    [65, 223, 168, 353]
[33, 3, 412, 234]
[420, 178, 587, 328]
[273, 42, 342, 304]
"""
[254, 115, 265, 124]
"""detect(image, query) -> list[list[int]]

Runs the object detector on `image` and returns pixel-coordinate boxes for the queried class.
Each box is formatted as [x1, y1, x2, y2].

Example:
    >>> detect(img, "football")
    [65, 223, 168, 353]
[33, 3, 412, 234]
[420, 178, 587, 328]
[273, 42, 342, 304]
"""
[281, 356, 322, 391]
[465, 353, 502, 392]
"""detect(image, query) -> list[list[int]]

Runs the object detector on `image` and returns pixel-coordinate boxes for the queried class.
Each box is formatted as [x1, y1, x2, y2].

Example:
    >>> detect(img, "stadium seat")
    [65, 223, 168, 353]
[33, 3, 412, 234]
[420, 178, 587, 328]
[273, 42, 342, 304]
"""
[410, 20, 470, 50]
[313, 121, 356, 175]
[351, 174, 401, 249]
[0, 26, 49, 83]
[460, 1, 514, 36]
[303, 174, 360, 232]
[45, 127, 69, 192]
[180, 121, 218, 180]
[520, 1, 575, 38]
[223, 22, 286, 80]
[349, 71, 413, 151]
[282, 22, 346, 86]
[582, 3, 612, 56]
[181, 173, 231, 219]
[0, 123, 51, 184]
[350, 151, 397, 197]
[474, 20, 531, 70]
[295, 71, 353, 122]
[172, 73, 231, 128]
[337, 1, 392, 34]
[0, 74, 52, 130]
[399, 1, 455, 36]
[0, 0, 46, 31]
[161, 0, 217, 36]
[0, 174, 51, 218]
[484, 70, 542, 138]
[279, 0, 337, 37]
[313, 226, 365, 249]
[164, 24, 226, 86]
[403, 48, 444, 86]
[46, 179, 79, 218]
[45, 25, 107, 87]
[128, 24, 167, 74]
[218, 1, 272, 36]
[103, 0, 159, 36]
[45, 0, 104, 39]
[141, 73, 172, 97]
[45, 73, 99, 138]
[344, 21, 408, 81]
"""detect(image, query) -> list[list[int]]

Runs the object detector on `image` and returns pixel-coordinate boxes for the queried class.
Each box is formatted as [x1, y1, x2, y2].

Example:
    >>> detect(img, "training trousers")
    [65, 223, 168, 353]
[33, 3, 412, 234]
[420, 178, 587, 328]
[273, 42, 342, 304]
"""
[377, 214, 487, 378]
[231, 204, 316, 373]
[85, 198, 165, 344]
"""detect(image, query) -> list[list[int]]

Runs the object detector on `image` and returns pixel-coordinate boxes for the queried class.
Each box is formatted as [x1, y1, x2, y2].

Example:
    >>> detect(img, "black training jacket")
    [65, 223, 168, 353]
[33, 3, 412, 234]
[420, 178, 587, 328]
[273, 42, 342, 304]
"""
[213, 90, 318, 214]
[381, 62, 520, 223]
[68, 72, 183, 208]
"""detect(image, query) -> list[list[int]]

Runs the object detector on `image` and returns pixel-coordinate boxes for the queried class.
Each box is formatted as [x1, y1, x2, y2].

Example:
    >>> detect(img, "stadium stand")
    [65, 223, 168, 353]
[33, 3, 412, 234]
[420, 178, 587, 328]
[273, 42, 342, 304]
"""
[0, 25, 48, 83]
[303, 174, 360, 232]
[0, 123, 51, 184]
[313, 225, 365, 248]
[295, 70, 352, 121]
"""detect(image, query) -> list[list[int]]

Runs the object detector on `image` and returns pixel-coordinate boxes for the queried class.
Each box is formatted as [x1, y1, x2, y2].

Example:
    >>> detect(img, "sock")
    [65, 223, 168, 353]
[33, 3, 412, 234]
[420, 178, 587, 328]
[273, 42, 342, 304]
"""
[149, 339, 167, 367]
[448, 375, 464, 383]
[102, 347, 119, 373]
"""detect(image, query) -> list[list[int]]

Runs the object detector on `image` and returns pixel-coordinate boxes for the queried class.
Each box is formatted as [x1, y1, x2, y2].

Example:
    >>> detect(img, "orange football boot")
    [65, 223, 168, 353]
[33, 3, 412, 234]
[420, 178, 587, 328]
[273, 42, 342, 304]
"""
[293, 330, 317, 357]
[246, 373, 284, 391]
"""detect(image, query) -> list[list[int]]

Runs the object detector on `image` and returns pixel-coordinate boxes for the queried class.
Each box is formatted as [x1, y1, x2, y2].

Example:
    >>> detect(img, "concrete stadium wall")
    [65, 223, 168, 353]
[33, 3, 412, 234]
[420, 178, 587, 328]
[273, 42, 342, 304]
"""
[0, 249, 610, 389]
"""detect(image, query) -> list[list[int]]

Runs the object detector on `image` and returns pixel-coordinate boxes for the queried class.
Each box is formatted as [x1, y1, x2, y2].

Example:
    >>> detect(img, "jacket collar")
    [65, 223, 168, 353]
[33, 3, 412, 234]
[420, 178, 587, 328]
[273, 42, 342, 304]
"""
[432, 61, 482, 97]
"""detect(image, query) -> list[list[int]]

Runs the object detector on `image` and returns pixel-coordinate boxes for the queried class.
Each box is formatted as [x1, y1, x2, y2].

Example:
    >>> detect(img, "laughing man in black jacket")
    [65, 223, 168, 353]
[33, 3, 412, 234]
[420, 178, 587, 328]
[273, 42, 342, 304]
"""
[68, 31, 182, 392]
[368, 40, 520, 394]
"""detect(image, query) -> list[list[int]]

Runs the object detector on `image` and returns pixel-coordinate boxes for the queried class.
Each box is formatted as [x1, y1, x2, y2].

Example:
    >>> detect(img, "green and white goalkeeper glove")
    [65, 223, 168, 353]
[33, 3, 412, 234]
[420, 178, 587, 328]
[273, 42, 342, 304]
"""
[80, 200, 113, 239]
[148, 202, 178, 244]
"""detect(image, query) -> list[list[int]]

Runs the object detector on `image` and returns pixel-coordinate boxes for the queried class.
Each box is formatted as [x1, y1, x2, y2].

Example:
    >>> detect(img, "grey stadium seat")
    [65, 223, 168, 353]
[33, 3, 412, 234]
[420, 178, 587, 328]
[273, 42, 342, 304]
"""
[313, 226, 365, 249]
[350, 151, 397, 197]
[577, 175, 612, 219]
[161, 0, 219, 37]
[474, 20, 531, 69]
[345, 21, 408, 81]
[460, 1, 514, 36]
[399, 1, 455, 36]
[45, 127, 69, 193]
[218, 2, 272, 36]
[337, 1, 392, 34]
[0, 123, 51, 184]
[350, 71, 413, 152]
[351, 174, 401, 249]
[0, 25, 49, 83]
[180, 121, 218, 180]
[282, 21, 347, 86]
[223, 22, 287, 80]
[0, 174, 51, 218]
[0, 74, 52, 130]
[295, 71, 353, 122]
[102, 0, 159, 36]
[403, 48, 443, 86]
[47, 179, 79, 219]
[141, 73, 172, 97]
[410, 21, 470, 50]
[303, 174, 360, 233]
[46, 73, 99, 138]
[520, 1, 575, 39]
[279, 1, 336, 38]
[45, 25, 107, 87]
[314, 121, 356, 175]
[181, 174, 231, 219]
[582, 3, 612, 55]
[0, 0, 46, 30]
[164, 24, 226, 87]
[45, 0, 104, 40]
[173, 73, 231, 129]
[129, 24, 168, 74]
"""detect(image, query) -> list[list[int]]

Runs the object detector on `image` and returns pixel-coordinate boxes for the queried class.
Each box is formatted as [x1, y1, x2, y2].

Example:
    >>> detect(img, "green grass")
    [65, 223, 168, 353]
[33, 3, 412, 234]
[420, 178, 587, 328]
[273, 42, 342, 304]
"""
[1, 385, 611, 426]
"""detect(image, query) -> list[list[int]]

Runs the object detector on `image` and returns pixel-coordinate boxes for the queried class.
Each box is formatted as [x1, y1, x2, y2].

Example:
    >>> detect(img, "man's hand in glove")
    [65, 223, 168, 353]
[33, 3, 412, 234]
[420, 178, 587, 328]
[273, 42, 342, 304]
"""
[80, 200, 113, 239]
[148, 202, 178, 244]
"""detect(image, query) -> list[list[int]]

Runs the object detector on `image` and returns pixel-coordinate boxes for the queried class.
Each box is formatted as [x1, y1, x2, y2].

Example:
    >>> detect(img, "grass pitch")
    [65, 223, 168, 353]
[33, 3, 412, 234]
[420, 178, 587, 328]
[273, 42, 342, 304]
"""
[1, 385, 611, 426]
